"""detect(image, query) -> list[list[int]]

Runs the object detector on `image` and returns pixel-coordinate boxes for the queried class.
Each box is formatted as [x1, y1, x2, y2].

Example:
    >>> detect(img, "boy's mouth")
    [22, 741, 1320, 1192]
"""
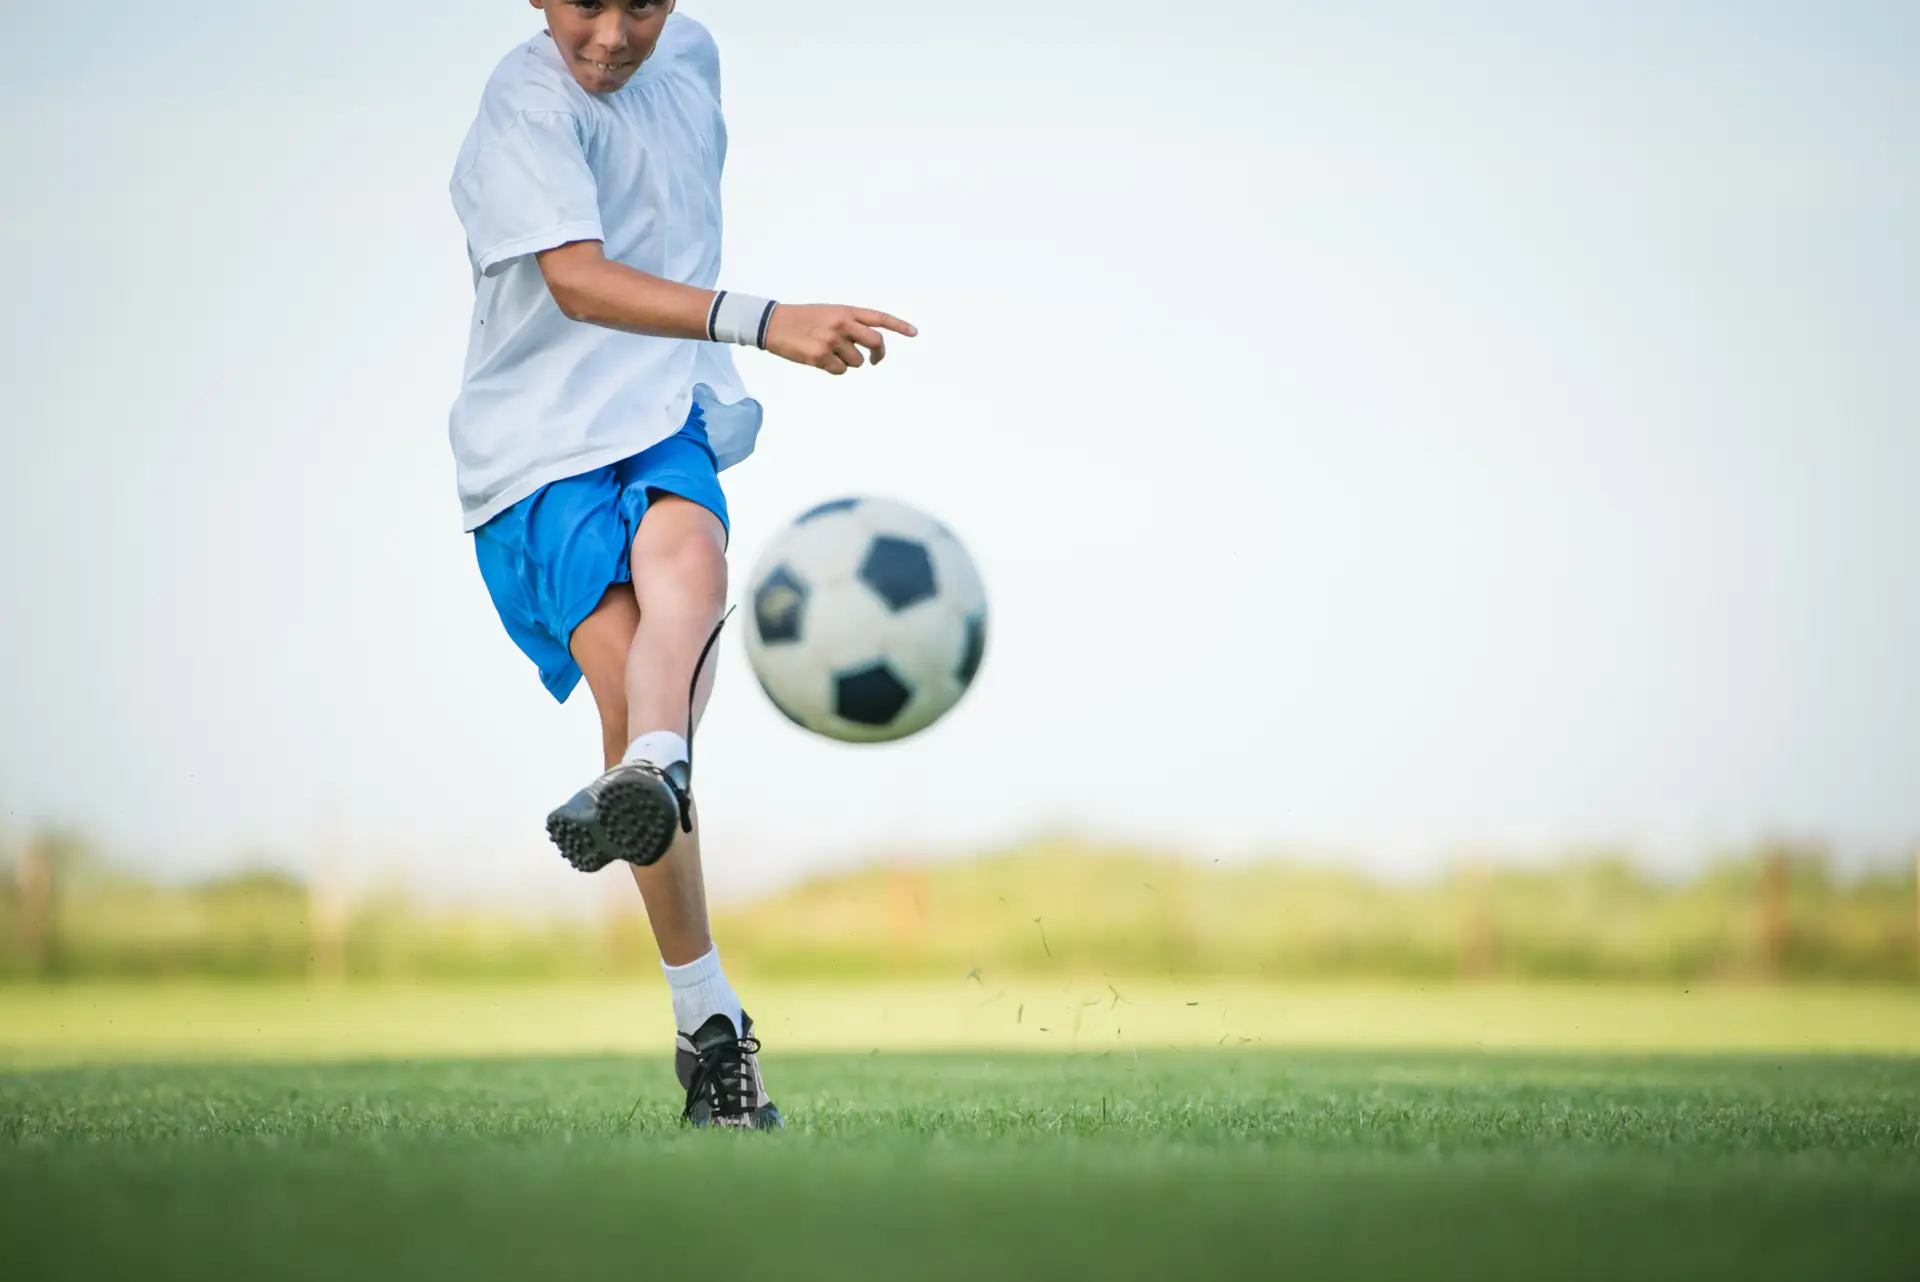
[588, 59, 634, 75]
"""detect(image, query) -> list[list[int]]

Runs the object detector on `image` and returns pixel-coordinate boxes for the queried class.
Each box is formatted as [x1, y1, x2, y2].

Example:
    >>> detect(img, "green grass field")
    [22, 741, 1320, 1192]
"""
[4, 985, 1919, 1281]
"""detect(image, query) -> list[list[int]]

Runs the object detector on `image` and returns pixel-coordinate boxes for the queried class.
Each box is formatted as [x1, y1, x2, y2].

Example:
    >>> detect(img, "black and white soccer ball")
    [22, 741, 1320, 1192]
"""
[743, 497, 988, 744]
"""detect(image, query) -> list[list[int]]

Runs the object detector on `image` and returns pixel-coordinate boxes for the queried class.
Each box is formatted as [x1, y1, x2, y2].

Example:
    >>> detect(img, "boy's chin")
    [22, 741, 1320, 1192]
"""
[570, 64, 638, 94]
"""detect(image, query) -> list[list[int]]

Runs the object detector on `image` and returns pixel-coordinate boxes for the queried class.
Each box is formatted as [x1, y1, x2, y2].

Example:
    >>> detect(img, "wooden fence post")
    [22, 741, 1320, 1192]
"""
[1760, 848, 1792, 978]
[16, 834, 52, 976]
[888, 860, 929, 963]
[1460, 857, 1497, 979]
[310, 812, 348, 983]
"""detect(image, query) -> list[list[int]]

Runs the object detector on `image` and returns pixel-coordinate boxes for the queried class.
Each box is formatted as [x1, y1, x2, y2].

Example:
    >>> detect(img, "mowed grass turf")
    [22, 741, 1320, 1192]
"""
[8, 980, 1920, 1062]
[4, 1048, 1918, 1280]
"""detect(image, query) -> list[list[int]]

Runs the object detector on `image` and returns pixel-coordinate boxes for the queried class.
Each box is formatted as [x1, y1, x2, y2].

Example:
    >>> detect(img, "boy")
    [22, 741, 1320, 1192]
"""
[448, 0, 914, 1129]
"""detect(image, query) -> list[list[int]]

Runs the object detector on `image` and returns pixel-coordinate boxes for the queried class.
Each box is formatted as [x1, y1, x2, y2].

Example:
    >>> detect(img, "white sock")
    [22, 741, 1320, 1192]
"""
[623, 730, 689, 770]
[663, 945, 743, 1037]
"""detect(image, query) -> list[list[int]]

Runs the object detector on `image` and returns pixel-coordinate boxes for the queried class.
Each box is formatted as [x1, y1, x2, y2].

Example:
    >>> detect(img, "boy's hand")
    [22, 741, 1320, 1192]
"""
[764, 305, 918, 375]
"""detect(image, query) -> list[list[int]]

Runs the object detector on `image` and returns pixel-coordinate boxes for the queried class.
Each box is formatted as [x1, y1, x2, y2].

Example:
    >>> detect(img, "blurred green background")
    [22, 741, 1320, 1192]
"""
[4, 829, 1914, 985]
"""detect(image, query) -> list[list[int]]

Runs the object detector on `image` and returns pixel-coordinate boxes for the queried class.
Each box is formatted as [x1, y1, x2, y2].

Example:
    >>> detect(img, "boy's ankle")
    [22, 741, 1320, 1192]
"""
[622, 730, 689, 770]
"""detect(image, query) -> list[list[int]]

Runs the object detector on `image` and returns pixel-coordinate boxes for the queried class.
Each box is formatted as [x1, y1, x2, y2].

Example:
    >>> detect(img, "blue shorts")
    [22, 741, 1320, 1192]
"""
[474, 405, 730, 703]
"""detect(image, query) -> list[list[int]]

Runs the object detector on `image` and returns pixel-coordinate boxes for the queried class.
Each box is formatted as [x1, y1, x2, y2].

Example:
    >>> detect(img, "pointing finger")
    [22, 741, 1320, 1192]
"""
[854, 309, 917, 339]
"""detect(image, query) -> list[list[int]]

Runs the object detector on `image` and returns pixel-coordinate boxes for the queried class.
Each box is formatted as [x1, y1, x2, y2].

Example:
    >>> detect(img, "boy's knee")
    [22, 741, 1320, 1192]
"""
[635, 526, 728, 614]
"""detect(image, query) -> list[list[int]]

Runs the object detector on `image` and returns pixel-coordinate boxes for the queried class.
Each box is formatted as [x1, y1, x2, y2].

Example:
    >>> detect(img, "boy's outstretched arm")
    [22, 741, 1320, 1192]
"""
[537, 240, 916, 376]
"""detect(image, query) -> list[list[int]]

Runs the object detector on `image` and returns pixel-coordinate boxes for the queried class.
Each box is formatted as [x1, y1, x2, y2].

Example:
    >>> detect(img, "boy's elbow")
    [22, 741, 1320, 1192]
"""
[547, 279, 593, 324]
[537, 255, 595, 322]
[537, 247, 604, 324]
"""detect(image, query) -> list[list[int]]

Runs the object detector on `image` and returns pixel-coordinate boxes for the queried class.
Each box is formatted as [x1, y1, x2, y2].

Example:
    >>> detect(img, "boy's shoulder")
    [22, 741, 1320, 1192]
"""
[474, 35, 588, 124]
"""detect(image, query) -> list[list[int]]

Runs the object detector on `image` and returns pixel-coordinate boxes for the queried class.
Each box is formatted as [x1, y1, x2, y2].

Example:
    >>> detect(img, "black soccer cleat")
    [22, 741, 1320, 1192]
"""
[544, 759, 693, 873]
[677, 1012, 783, 1131]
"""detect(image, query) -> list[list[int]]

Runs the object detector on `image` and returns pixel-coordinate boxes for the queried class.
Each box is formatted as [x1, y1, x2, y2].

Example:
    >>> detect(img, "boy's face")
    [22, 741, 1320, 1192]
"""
[534, 0, 676, 95]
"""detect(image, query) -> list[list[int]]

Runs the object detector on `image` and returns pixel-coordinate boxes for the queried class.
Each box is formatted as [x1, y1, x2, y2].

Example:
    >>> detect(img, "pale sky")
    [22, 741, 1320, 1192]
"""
[1, 1, 1915, 906]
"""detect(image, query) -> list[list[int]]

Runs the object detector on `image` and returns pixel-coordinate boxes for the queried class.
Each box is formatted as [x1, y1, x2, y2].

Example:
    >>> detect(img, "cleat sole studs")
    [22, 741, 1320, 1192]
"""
[597, 777, 679, 869]
[545, 814, 611, 874]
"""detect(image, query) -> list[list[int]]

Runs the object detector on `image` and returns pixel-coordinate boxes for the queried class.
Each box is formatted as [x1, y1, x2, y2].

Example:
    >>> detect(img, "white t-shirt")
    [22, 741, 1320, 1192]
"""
[447, 15, 762, 532]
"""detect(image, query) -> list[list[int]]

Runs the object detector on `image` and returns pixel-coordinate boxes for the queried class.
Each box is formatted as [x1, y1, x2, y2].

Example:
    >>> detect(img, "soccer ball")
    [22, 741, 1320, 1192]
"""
[742, 497, 987, 744]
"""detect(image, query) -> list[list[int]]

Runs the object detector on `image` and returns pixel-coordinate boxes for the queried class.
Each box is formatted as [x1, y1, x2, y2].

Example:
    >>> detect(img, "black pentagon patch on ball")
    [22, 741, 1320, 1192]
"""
[859, 536, 938, 612]
[753, 566, 808, 646]
[797, 497, 860, 524]
[957, 613, 987, 688]
[835, 663, 913, 727]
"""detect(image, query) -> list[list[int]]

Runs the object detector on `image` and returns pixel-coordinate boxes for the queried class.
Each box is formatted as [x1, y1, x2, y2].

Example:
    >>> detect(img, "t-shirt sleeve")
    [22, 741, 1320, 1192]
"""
[451, 110, 603, 278]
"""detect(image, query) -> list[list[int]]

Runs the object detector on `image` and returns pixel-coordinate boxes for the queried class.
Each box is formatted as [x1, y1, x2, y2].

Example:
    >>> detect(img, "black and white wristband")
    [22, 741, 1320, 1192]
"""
[705, 291, 779, 350]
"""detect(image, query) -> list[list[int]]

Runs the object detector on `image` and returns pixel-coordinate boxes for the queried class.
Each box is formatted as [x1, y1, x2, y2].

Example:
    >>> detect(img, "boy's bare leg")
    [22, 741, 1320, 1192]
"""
[626, 495, 728, 961]
[570, 586, 642, 773]
[623, 495, 729, 726]
[570, 590, 715, 966]
[567, 500, 726, 968]
[567, 498, 776, 1128]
